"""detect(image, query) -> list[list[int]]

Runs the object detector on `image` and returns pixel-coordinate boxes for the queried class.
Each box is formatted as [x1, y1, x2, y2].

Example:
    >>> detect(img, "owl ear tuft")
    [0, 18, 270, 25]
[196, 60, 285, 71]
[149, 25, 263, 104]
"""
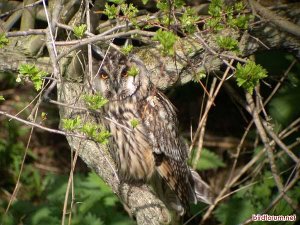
[91, 45, 105, 60]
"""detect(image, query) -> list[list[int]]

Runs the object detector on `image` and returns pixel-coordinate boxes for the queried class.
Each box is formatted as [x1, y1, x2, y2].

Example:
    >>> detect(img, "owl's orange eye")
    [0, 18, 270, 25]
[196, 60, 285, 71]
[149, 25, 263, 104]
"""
[100, 73, 108, 79]
[121, 72, 128, 78]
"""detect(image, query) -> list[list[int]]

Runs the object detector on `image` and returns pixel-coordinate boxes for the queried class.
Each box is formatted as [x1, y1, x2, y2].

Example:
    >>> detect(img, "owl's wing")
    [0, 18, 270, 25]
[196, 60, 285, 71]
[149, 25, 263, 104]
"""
[142, 90, 213, 212]
[142, 91, 188, 162]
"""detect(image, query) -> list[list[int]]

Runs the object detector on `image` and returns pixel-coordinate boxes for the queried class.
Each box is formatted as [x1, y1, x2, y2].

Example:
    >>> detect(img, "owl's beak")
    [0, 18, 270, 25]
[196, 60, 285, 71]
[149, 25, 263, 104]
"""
[111, 80, 120, 92]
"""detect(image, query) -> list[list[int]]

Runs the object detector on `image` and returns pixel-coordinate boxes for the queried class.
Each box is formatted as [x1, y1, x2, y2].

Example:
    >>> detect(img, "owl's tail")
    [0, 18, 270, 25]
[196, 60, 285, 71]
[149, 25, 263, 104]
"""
[189, 168, 214, 205]
[152, 157, 214, 216]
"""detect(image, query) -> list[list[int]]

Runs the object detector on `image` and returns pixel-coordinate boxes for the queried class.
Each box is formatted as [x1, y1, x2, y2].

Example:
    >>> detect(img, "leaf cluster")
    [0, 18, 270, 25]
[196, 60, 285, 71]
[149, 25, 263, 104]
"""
[156, 0, 185, 11]
[180, 8, 200, 34]
[235, 60, 268, 94]
[130, 118, 139, 128]
[216, 35, 239, 52]
[0, 33, 9, 48]
[152, 29, 177, 56]
[0, 121, 30, 185]
[206, 0, 253, 54]
[73, 24, 87, 39]
[0, 172, 133, 225]
[62, 116, 111, 144]
[104, 1, 138, 21]
[206, 0, 252, 31]
[17, 64, 48, 91]
[127, 66, 139, 77]
[190, 148, 225, 171]
[83, 94, 109, 110]
[121, 44, 133, 55]
[82, 123, 111, 144]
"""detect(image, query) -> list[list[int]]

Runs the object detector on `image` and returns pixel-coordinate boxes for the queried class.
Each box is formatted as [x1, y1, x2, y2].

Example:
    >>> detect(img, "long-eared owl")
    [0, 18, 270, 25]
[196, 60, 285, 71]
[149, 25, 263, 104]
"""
[91, 46, 213, 215]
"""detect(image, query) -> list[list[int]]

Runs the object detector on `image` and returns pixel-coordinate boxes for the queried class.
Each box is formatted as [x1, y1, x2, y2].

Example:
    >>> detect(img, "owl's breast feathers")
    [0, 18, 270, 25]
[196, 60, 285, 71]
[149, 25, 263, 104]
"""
[103, 89, 213, 214]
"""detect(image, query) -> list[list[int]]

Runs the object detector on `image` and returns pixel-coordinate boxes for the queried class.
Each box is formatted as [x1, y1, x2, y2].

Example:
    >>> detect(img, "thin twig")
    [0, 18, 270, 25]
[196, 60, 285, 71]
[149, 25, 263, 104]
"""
[240, 170, 299, 225]
[189, 59, 234, 153]
[246, 92, 300, 214]
[6, 29, 46, 37]
[49, 99, 133, 132]
[263, 59, 297, 106]
[9, 80, 51, 121]
[249, 0, 300, 37]
[56, 30, 155, 61]
[0, 110, 86, 139]
[42, 0, 58, 58]
[62, 146, 79, 225]
[209, 59, 298, 217]
[192, 77, 216, 168]
[200, 115, 300, 223]
[194, 33, 236, 71]
[262, 121, 299, 164]
[200, 146, 265, 224]
[4, 98, 40, 217]
[0, 0, 43, 19]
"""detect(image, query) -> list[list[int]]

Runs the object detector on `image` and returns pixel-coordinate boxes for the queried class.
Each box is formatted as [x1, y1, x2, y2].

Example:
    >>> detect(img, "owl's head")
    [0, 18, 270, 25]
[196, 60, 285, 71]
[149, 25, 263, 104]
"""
[91, 46, 149, 100]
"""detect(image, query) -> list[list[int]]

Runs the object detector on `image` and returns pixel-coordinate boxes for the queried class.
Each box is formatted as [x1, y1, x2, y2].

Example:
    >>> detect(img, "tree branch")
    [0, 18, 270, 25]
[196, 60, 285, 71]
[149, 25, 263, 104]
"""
[249, 0, 300, 38]
[57, 82, 170, 225]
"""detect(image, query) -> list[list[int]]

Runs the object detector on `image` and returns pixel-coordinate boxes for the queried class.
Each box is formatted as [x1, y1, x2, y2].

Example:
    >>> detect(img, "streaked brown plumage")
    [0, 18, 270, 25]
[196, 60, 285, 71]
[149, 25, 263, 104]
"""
[91, 47, 213, 215]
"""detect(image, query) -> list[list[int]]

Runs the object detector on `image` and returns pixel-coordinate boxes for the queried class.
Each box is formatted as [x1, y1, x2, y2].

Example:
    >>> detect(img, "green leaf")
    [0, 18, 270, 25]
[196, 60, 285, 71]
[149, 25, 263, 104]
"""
[195, 148, 225, 170]
[234, 2, 245, 12]
[180, 7, 199, 34]
[156, 0, 169, 11]
[81, 123, 97, 137]
[32, 71, 47, 91]
[157, 0, 185, 12]
[208, 0, 224, 17]
[130, 118, 139, 128]
[19, 64, 39, 75]
[206, 0, 251, 31]
[80, 122, 110, 144]
[216, 35, 239, 51]
[104, 3, 119, 19]
[41, 112, 47, 121]
[73, 24, 87, 38]
[192, 71, 206, 82]
[18, 64, 48, 91]
[30, 206, 52, 225]
[77, 213, 104, 225]
[0, 95, 5, 101]
[153, 29, 177, 56]
[62, 116, 81, 131]
[228, 15, 252, 30]
[253, 172, 275, 204]
[120, 3, 138, 20]
[0, 33, 9, 48]
[93, 129, 111, 144]
[205, 17, 223, 31]
[235, 61, 268, 94]
[127, 66, 139, 77]
[83, 94, 109, 110]
[215, 197, 255, 225]
[142, 0, 149, 5]
[121, 44, 133, 55]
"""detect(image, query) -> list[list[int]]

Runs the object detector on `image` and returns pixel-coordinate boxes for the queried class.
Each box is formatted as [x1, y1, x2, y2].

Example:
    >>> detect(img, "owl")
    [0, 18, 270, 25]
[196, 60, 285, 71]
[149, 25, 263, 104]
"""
[91, 46, 213, 215]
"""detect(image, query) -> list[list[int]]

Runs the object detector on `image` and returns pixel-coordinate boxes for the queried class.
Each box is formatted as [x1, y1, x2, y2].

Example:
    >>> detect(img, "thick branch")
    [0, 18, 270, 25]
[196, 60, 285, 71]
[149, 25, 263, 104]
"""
[249, 0, 300, 38]
[57, 82, 170, 225]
